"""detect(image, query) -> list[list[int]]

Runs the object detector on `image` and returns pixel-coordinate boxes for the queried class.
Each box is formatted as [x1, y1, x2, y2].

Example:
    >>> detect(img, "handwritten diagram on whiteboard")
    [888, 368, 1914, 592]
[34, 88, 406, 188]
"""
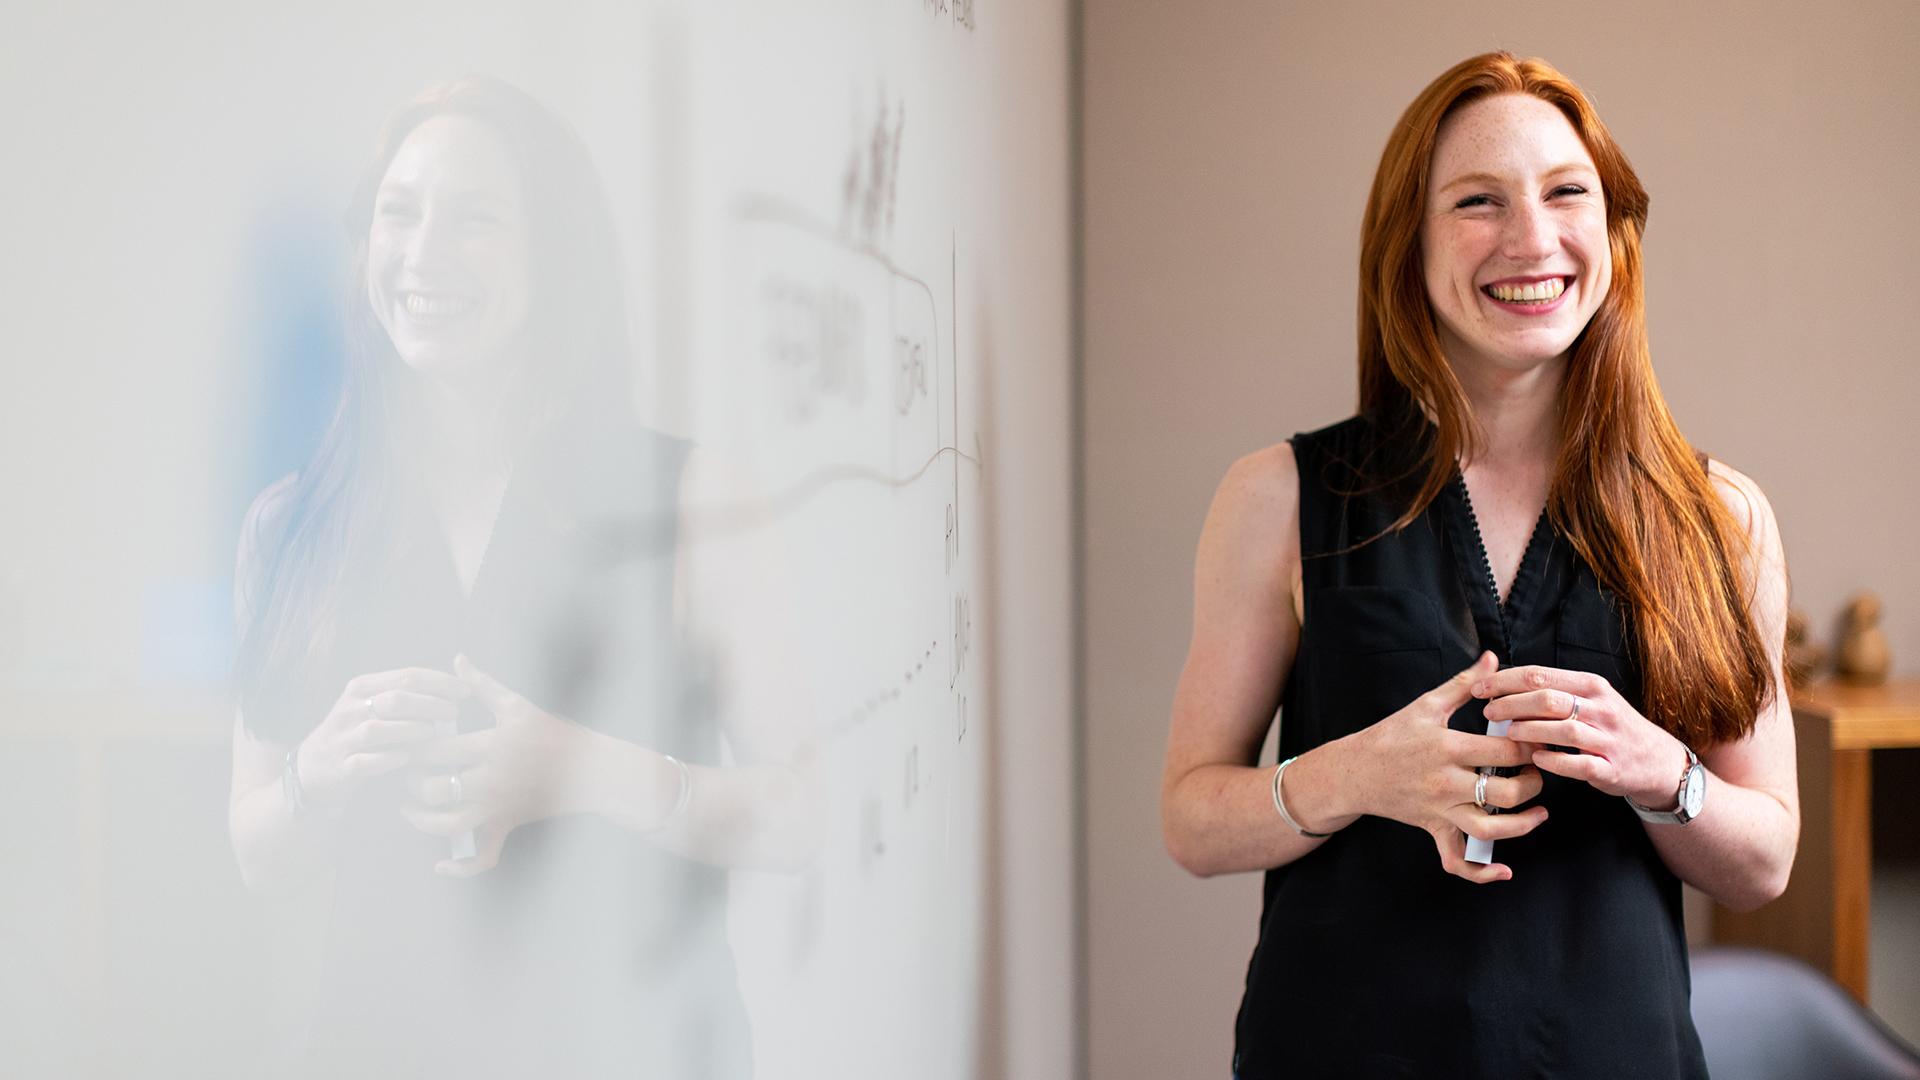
[663, 10, 996, 1074]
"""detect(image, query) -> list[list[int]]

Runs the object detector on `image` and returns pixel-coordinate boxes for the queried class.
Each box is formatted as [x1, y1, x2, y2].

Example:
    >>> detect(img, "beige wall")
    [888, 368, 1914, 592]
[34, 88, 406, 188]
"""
[1081, 3, 1920, 1076]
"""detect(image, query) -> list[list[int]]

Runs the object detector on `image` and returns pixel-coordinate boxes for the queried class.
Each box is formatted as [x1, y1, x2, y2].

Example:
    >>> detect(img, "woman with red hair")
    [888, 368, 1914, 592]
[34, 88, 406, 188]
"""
[1161, 52, 1795, 1078]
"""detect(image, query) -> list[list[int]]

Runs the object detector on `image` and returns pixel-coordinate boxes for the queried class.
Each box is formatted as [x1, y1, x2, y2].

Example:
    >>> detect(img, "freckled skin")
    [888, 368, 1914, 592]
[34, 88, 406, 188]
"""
[1421, 93, 1612, 380]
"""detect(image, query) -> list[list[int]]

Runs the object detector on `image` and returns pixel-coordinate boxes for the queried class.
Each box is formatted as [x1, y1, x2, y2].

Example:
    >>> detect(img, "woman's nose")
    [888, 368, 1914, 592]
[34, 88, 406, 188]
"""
[402, 211, 459, 271]
[1500, 200, 1557, 263]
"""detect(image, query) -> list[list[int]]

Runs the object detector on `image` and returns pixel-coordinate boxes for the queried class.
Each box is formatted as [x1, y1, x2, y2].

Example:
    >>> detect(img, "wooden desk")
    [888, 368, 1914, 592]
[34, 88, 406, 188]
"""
[1713, 679, 1920, 1002]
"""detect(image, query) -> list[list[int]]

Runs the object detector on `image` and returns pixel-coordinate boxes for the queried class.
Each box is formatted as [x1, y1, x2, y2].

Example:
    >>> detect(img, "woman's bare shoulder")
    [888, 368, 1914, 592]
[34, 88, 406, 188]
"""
[244, 472, 300, 529]
[234, 472, 300, 623]
[1702, 456, 1779, 549]
[1197, 442, 1302, 609]
[1214, 441, 1301, 525]
[239, 473, 300, 558]
[1704, 456, 1762, 519]
[1701, 456, 1787, 625]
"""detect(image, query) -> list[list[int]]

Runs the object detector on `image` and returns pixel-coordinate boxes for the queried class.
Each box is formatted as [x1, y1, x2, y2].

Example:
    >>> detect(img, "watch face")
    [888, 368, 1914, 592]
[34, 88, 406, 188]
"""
[1682, 766, 1705, 817]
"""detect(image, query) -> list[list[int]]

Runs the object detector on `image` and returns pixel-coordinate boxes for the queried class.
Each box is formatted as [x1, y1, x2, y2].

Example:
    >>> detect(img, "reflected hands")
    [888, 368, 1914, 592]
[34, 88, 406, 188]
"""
[400, 653, 599, 877]
[298, 668, 468, 807]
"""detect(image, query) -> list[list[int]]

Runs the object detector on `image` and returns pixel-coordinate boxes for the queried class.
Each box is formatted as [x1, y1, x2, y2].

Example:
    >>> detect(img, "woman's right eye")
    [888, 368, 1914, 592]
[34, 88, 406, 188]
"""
[376, 201, 418, 219]
[1454, 194, 1493, 209]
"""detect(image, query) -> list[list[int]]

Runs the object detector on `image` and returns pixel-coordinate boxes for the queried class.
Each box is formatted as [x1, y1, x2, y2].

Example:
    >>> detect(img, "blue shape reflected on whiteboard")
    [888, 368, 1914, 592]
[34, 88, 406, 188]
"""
[139, 579, 233, 687]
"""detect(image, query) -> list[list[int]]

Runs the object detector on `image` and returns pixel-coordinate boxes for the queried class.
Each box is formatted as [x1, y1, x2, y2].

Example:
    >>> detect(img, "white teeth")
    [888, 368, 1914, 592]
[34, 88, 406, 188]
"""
[403, 293, 476, 317]
[1487, 278, 1567, 303]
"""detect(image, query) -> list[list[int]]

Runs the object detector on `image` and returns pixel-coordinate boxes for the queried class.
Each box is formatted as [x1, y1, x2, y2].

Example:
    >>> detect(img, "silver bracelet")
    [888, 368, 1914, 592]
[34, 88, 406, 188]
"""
[653, 753, 693, 831]
[1272, 756, 1333, 839]
[282, 745, 307, 817]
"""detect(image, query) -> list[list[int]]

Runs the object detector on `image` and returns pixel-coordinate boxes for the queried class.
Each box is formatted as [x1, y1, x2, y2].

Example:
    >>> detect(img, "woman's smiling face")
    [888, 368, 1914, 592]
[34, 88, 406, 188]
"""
[366, 114, 531, 377]
[1421, 92, 1610, 377]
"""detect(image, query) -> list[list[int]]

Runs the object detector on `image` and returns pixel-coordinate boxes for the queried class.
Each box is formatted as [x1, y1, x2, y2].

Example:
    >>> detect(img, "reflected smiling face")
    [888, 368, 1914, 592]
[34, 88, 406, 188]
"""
[367, 115, 531, 376]
[1421, 93, 1611, 377]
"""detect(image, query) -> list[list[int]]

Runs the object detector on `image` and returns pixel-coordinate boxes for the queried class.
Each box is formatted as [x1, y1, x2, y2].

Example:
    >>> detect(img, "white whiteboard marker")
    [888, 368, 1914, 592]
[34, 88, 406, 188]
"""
[1464, 718, 1513, 865]
[436, 715, 479, 863]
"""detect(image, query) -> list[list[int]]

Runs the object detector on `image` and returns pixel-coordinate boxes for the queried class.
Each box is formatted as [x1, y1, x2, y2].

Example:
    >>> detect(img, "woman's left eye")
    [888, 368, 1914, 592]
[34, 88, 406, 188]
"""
[1550, 185, 1589, 198]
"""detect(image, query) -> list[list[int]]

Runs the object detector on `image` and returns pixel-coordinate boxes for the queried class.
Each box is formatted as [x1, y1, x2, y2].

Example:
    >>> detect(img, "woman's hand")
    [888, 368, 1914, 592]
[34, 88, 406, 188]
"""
[296, 668, 468, 807]
[400, 654, 599, 877]
[1349, 651, 1549, 882]
[1472, 665, 1691, 809]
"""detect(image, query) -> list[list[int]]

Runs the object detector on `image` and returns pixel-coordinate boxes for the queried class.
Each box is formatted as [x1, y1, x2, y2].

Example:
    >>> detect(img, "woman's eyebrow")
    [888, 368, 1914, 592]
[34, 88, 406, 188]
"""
[374, 181, 513, 211]
[440, 189, 513, 211]
[1437, 163, 1597, 193]
[1437, 170, 1506, 192]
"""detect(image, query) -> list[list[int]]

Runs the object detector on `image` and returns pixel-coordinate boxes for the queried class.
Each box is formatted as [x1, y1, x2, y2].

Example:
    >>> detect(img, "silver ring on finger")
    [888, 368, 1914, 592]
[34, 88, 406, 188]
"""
[448, 772, 464, 806]
[1568, 695, 1582, 722]
[365, 695, 378, 721]
[1474, 770, 1490, 811]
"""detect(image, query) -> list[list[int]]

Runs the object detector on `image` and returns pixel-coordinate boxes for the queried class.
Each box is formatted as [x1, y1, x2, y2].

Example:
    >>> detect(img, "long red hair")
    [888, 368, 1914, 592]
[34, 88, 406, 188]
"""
[1356, 52, 1772, 747]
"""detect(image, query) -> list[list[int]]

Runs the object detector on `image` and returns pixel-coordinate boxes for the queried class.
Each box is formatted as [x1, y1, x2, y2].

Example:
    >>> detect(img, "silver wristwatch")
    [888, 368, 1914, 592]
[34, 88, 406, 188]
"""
[1628, 743, 1705, 825]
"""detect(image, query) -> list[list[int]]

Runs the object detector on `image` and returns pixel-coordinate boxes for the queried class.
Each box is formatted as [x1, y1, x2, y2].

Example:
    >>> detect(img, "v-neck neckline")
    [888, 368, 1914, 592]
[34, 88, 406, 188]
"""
[1444, 468, 1552, 656]
[416, 458, 524, 608]
[465, 472, 518, 601]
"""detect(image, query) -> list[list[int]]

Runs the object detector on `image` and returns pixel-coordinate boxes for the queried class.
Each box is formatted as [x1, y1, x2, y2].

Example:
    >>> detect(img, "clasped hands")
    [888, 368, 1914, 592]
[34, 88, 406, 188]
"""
[298, 654, 605, 877]
[1355, 650, 1689, 885]
[399, 654, 600, 877]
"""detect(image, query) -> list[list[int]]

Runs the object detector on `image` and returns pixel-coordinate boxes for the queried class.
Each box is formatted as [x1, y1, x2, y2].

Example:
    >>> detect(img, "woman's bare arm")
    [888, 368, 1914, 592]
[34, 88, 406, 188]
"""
[1161, 444, 1358, 877]
[228, 709, 342, 894]
[226, 477, 345, 894]
[1637, 460, 1799, 911]
[578, 443, 824, 873]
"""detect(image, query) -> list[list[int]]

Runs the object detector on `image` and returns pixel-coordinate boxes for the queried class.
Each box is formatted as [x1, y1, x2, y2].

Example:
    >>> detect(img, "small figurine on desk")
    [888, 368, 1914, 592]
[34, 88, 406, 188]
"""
[1835, 590, 1892, 686]
[1785, 607, 1829, 691]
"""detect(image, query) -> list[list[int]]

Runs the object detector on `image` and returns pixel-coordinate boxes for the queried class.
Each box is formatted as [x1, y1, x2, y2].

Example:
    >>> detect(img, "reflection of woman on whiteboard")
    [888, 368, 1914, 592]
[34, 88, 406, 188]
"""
[1160, 54, 1795, 1078]
[225, 77, 812, 1077]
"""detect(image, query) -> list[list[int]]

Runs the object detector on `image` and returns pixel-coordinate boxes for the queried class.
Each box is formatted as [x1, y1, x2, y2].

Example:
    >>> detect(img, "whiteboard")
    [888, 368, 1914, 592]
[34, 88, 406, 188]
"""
[0, 1, 1075, 1077]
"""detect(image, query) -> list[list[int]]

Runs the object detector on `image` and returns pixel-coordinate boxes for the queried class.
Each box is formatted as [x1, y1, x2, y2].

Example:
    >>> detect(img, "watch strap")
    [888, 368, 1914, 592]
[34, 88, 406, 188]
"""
[1628, 743, 1701, 825]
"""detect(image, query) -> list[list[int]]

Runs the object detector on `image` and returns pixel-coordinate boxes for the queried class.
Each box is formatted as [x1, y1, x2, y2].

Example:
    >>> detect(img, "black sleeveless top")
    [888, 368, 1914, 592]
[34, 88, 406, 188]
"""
[1230, 413, 1708, 1080]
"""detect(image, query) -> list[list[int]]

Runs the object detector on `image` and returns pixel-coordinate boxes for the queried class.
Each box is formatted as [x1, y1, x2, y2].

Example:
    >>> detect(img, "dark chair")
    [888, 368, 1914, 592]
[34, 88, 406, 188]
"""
[1690, 946, 1920, 1079]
